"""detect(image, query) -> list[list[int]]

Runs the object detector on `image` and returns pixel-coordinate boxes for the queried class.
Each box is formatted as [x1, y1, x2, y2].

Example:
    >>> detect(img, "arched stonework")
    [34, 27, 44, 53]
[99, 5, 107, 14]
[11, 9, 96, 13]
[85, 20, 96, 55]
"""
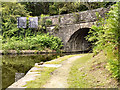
[65, 28, 91, 51]
[47, 22, 94, 51]
[46, 7, 110, 52]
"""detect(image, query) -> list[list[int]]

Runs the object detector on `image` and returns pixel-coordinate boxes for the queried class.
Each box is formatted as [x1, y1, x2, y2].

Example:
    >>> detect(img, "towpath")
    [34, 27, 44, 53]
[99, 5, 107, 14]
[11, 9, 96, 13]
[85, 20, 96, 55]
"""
[43, 55, 82, 88]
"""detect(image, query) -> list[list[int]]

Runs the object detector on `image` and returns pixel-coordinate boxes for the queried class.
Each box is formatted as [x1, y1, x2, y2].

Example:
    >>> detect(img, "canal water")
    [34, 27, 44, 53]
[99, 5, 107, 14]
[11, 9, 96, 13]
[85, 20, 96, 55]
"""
[2, 54, 64, 89]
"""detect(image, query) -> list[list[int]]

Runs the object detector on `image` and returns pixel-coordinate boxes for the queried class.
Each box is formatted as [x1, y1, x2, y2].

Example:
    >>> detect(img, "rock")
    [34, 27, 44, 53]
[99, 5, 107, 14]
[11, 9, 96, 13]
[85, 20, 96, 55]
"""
[38, 62, 44, 65]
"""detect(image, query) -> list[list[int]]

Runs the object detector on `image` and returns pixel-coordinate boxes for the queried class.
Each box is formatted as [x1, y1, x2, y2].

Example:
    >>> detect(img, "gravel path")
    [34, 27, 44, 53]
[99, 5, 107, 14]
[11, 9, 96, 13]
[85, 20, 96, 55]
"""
[43, 55, 82, 88]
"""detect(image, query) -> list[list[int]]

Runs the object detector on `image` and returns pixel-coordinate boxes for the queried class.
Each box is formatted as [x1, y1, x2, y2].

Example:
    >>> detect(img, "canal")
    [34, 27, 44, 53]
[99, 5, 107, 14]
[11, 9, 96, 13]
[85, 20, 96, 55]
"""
[2, 54, 63, 89]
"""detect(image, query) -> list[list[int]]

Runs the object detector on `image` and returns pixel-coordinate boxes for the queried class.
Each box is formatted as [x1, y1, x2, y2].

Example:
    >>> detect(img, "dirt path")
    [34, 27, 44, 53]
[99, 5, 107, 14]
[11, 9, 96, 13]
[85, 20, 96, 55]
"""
[43, 55, 82, 88]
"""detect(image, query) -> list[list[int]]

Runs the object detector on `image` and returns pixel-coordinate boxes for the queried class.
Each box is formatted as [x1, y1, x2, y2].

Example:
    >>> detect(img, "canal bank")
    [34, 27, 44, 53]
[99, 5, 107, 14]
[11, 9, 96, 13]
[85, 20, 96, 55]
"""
[0, 50, 90, 55]
[7, 54, 80, 88]
[5, 52, 118, 89]
[2, 49, 89, 89]
[2, 53, 63, 89]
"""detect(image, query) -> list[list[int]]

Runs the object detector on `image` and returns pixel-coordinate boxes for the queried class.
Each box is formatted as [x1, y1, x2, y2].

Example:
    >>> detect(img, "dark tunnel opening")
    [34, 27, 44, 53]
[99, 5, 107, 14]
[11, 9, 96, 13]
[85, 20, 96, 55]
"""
[67, 28, 92, 52]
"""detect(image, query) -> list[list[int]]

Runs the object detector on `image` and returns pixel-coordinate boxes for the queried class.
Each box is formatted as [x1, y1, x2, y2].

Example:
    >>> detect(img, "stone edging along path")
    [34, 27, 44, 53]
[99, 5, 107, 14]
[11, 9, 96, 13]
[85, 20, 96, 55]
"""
[7, 55, 83, 88]
[0, 50, 57, 55]
[0, 50, 89, 55]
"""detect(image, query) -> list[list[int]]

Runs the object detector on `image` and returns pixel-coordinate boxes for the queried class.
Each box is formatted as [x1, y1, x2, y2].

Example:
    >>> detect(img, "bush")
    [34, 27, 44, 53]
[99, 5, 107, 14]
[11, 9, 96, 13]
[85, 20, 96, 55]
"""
[106, 59, 119, 79]
[2, 2, 30, 38]
[86, 3, 120, 79]
[45, 19, 52, 26]
[2, 33, 63, 51]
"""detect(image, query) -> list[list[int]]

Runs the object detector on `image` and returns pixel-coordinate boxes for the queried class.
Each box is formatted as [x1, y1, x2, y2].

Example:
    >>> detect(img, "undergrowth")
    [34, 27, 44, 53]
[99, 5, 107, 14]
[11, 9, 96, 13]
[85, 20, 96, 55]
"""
[2, 33, 63, 52]
[68, 53, 118, 88]
[86, 3, 120, 80]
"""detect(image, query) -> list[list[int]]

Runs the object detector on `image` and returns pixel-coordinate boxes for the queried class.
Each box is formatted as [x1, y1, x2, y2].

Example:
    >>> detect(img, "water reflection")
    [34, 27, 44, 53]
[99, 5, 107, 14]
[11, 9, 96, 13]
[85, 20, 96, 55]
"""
[2, 54, 63, 89]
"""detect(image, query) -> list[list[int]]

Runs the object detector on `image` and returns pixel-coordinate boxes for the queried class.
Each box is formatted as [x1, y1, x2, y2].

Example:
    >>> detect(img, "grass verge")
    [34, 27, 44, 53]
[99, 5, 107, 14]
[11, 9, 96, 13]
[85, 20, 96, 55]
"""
[24, 54, 84, 88]
[44, 54, 85, 64]
[24, 67, 56, 88]
[68, 52, 118, 88]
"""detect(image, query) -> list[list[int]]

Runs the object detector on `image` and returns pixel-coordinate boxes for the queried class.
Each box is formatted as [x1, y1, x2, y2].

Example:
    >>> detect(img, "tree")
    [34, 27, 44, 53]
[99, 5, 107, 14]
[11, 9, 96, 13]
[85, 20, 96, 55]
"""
[2, 2, 30, 39]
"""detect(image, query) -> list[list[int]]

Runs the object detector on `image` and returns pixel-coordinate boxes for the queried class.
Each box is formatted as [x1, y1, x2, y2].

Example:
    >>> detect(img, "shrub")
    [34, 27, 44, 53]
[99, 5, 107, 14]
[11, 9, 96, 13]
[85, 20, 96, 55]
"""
[86, 3, 120, 79]
[2, 33, 63, 51]
[45, 19, 52, 26]
[2, 2, 30, 39]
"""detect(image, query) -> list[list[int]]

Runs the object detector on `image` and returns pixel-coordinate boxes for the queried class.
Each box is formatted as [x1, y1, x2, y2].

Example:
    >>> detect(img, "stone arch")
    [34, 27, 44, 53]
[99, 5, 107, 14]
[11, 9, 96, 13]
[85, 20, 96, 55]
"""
[66, 28, 91, 51]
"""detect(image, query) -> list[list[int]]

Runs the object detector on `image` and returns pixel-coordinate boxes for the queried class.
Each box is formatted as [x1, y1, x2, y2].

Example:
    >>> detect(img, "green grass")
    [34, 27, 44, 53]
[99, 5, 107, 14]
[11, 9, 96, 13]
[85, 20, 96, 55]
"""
[68, 53, 93, 88]
[24, 54, 82, 88]
[24, 67, 56, 88]
[45, 54, 87, 64]
[45, 55, 75, 64]
[68, 52, 118, 88]
[24, 53, 118, 88]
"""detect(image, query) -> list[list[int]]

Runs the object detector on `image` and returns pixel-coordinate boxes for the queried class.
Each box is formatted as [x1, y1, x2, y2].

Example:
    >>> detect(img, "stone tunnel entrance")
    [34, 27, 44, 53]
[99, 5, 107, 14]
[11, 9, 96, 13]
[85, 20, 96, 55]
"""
[66, 28, 91, 52]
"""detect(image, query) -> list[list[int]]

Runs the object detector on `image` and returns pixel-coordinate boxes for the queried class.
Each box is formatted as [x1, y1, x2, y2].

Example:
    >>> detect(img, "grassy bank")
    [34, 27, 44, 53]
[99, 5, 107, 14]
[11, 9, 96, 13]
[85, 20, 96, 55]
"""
[68, 52, 118, 88]
[24, 54, 78, 88]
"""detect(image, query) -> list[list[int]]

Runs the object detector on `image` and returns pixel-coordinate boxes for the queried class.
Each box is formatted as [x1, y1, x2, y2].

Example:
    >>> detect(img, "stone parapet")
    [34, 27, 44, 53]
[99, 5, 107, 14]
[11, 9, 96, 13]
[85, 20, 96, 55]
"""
[39, 7, 109, 25]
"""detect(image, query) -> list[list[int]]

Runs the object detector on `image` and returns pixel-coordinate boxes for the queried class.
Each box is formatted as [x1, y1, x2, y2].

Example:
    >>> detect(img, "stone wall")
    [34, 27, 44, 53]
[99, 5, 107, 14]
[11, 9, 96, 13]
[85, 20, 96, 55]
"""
[41, 7, 110, 52]
[40, 7, 109, 25]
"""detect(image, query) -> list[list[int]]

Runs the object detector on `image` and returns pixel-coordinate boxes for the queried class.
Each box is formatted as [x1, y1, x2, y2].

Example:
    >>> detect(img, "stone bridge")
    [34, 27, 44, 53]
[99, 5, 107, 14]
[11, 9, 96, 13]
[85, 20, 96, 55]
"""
[40, 7, 110, 52]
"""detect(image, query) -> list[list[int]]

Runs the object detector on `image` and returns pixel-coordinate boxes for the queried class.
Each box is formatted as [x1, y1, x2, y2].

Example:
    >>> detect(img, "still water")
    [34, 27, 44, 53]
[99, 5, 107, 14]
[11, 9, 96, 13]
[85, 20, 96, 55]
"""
[2, 54, 63, 89]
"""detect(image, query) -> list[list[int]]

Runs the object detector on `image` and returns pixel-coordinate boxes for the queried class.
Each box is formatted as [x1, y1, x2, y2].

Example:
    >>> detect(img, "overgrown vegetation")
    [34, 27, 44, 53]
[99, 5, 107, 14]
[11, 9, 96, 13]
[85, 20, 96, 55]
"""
[86, 3, 120, 80]
[68, 53, 118, 88]
[2, 1, 119, 89]
[2, 33, 63, 51]
[2, 2, 30, 39]
[2, 2, 63, 52]
[21, 2, 115, 16]
[1, 2, 115, 52]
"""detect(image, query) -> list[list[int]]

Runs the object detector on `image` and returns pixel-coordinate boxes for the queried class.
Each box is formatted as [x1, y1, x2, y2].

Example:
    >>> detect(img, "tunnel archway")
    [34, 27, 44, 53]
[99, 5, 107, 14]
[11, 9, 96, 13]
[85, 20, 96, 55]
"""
[67, 28, 91, 51]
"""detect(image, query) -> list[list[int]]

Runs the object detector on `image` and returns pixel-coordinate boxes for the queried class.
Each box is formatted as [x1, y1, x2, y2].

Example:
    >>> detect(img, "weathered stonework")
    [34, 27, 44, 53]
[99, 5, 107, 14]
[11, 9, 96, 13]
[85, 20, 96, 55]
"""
[40, 7, 110, 52]
[41, 7, 109, 25]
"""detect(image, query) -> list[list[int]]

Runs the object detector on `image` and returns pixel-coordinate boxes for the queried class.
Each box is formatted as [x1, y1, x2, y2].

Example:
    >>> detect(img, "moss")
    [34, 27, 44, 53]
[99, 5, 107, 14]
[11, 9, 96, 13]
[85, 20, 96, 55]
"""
[73, 13, 80, 23]
[45, 19, 52, 26]
[58, 16, 62, 23]
[53, 24, 60, 32]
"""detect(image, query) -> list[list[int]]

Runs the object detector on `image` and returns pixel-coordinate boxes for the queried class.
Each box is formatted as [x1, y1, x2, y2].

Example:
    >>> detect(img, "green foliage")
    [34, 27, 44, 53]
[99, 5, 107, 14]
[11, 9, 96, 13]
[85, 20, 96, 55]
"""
[45, 19, 52, 26]
[21, 2, 50, 16]
[58, 16, 62, 23]
[68, 54, 93, 88]
[2, 2, 30, 39]
[86, 3, 120, 79]
[38, 14, 50, 32]
[2, 33, 63, 51]
[54, 24, 60, 31]
[81, 2, 115, 10]
[2, 3, 63, 52]
[58, 2, 87, 14]
[21, 2, 114, 16]
[106, 59, 119, 79]
[73, 13, 80, 23]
